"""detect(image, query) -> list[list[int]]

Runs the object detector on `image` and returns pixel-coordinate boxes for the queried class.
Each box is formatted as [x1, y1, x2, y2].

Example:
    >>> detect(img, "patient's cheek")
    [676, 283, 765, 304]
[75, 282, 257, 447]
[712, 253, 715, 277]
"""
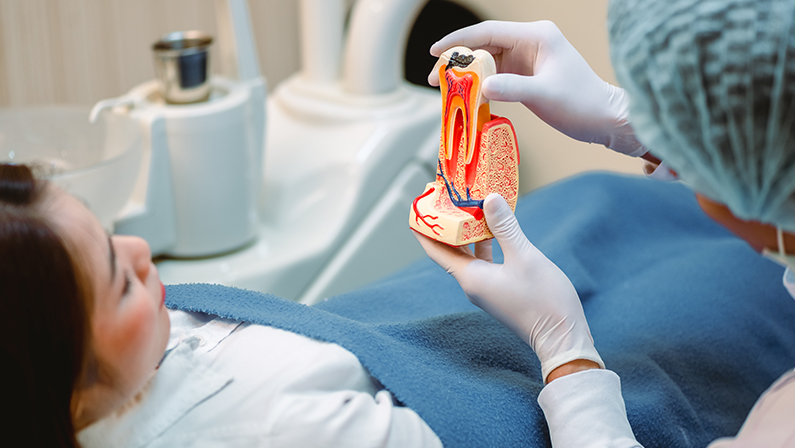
[97, 297, 162, 378]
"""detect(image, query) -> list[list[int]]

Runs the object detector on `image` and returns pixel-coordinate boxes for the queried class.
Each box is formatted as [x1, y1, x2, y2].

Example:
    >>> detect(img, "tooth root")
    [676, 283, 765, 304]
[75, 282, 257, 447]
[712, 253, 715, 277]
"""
[435, 46, 496, 166]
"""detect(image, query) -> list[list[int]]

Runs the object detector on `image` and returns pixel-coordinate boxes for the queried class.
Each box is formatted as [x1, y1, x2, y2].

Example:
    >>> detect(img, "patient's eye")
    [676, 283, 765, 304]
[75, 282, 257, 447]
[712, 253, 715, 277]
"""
[122, 274, 132, 298]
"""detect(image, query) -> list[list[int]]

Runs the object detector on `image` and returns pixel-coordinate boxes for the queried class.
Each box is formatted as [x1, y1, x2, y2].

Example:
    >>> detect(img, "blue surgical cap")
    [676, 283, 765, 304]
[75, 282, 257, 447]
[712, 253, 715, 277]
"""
[609, 0, 795, 231]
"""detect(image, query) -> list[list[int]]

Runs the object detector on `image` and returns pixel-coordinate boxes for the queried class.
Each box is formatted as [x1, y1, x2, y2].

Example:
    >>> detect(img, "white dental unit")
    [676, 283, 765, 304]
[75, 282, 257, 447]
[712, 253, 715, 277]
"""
[91, 0, 441, 304]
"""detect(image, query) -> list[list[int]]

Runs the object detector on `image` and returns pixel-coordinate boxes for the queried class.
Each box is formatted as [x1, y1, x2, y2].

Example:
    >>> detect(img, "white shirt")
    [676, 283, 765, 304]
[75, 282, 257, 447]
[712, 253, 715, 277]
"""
[536, 270, 795, 448]
[78, 310, 443, 448]
[538, 369, 642, 448]
[538, 366, 795, 448]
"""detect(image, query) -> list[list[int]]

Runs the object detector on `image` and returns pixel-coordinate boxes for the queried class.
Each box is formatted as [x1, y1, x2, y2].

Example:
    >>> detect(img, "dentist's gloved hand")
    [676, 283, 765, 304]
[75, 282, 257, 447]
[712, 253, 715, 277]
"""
[414, 194, 605, 382]
[429, 20, 648, 157]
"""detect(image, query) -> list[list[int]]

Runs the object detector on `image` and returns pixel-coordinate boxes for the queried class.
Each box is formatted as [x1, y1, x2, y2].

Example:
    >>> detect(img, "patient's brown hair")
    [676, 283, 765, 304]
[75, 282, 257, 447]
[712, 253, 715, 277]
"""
[0, 163, 91, 447]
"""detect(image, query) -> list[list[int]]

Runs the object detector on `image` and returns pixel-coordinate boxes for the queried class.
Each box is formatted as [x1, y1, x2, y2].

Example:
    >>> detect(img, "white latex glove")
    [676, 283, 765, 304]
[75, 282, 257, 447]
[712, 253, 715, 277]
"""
[429, 20, 647, 157]
[414, 194, 604, 382]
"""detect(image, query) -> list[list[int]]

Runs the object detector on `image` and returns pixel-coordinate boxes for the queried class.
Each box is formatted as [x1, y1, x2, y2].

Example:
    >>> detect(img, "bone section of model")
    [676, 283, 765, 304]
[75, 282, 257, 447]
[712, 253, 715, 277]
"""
[409, 46, 520, 246]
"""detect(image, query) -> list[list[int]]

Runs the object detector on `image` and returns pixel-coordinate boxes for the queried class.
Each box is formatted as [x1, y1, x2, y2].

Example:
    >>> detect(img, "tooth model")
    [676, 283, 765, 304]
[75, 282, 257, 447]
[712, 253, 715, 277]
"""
[409, 46, 520, 246]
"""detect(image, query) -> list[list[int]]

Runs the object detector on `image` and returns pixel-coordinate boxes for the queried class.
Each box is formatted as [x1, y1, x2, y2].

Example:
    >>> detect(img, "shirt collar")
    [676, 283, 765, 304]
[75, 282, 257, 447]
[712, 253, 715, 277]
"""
[77, 342, 233, 448]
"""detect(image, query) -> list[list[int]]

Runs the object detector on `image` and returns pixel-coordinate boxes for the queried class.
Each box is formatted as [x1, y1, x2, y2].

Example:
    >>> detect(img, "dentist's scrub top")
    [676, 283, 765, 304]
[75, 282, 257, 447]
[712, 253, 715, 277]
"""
[77, 309, 443, 448]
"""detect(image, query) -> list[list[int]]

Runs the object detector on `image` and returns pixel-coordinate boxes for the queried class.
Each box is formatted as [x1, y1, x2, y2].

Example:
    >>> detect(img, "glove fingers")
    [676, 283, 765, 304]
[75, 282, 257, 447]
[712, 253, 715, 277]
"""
[483, 193, 533, 262]
[430, 21, 513, 56]
[427, 70, 440, 87]
[427, 21, 507, 86]
[431, 20, 566, 57]
[412, 230, 476, 278]
[482, 74, 542, 104]
[426, 55, 449, 87]
[473, 239, 493, 263]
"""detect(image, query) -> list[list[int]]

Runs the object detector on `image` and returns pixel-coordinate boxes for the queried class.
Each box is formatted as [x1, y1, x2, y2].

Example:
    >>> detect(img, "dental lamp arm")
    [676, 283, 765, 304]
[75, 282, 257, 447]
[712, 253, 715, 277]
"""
[414, 193, 642, 447]
[428, 20, 649, 158]
[215, 0, 261, 82]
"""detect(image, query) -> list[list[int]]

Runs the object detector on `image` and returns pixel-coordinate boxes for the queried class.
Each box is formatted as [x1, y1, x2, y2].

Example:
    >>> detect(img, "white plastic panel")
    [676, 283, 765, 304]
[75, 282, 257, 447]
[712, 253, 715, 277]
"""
[298, 161, 434, 304]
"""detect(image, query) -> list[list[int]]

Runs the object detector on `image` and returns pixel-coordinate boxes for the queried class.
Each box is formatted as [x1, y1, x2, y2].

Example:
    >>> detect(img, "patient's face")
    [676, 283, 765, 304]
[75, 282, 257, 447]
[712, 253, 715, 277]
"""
[45, 187, 170, 428]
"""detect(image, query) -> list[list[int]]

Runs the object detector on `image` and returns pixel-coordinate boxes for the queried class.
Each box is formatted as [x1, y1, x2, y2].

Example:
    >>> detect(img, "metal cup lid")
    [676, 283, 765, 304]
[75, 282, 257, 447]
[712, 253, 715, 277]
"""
[153, 31, 213, 55]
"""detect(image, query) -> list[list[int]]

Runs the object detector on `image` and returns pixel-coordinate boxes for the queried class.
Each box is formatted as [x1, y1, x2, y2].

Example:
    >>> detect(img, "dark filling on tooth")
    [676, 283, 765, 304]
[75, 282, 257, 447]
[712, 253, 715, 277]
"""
[446, 52, 475, 70]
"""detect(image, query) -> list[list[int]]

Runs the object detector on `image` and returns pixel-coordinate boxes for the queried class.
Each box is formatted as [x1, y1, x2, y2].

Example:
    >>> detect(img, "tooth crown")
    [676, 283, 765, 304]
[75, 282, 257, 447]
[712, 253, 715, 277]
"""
[409, 46, 520, 246]
[437, 46, 496, 172]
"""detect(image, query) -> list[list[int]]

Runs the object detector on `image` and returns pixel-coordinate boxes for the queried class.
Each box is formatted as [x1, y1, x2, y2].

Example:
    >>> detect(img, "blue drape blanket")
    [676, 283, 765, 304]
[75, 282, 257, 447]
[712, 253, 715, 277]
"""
[166, 172, 795, 448]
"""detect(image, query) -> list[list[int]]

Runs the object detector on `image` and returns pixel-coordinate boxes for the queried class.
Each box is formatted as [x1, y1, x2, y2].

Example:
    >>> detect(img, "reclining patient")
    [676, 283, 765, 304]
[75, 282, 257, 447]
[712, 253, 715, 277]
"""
[3, 0, 795, 446]
[0, 162, 443, 446]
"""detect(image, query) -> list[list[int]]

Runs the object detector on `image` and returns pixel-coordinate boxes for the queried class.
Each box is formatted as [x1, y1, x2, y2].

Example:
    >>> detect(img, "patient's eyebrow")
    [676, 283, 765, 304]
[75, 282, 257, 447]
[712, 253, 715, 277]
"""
[108, 234, 117, 283]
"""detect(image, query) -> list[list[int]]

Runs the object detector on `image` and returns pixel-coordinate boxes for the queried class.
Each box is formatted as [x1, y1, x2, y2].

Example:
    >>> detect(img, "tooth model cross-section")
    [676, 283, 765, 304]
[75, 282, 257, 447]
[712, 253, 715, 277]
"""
[409, 46, 520, 246]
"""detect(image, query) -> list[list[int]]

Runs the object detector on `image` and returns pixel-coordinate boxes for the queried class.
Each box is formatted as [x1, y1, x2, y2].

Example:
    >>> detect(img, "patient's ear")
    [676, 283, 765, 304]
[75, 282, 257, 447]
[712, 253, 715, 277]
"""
[71, 351, 122, 430]
[71, 353, 99, 430]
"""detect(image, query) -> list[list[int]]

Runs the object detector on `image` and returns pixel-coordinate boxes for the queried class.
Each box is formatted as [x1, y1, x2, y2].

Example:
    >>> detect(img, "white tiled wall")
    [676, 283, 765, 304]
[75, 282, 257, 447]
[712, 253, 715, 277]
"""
[0, 0, 643, 193]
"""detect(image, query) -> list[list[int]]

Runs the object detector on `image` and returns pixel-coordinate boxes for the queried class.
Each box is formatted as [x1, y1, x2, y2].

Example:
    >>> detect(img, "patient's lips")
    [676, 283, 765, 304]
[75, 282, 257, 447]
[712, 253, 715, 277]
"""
[409, 47, 520, 246]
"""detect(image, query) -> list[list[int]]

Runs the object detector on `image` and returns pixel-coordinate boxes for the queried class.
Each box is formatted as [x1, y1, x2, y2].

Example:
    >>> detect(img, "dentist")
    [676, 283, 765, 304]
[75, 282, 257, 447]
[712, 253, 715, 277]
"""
[416, 0, 795, 446]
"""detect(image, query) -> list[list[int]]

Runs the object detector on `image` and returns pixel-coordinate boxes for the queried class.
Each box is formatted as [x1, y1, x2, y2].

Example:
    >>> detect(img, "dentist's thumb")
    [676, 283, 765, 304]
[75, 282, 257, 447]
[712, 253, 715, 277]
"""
[483, 194, 533, 261]
[482, 74, 539, 104]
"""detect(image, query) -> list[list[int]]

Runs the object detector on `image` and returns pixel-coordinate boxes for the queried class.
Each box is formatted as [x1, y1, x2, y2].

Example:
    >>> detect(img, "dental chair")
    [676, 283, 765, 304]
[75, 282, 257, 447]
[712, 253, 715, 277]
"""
[168, 172, 795, 447]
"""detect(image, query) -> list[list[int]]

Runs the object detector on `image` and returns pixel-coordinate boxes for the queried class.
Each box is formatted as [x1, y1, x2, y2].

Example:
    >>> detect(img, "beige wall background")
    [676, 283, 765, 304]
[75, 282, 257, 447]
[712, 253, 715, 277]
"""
[0, 0, 643, 193]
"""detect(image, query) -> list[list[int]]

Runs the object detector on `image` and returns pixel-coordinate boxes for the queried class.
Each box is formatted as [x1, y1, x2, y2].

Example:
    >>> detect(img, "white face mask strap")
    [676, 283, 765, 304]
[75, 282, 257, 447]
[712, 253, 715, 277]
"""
[778, 226, 787, 257]
[761, 227, 795, 300]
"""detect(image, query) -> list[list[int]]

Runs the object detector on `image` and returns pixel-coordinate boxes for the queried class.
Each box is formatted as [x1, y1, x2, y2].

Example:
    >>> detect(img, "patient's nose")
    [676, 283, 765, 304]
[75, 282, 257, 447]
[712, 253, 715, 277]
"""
[115, 235, 153, 279]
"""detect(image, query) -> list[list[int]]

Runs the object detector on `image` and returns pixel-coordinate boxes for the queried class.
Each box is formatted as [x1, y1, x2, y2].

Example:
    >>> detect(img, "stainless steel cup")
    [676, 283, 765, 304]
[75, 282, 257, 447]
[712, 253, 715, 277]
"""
[152, 31, 213, 104]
